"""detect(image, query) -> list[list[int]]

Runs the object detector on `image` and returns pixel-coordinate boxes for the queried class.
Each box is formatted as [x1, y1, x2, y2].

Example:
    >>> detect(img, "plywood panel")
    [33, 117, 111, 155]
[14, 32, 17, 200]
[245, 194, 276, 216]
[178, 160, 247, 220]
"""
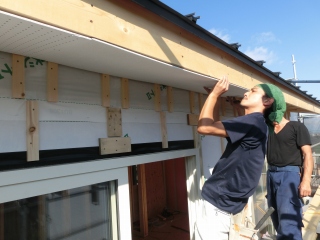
[99, 137, 131, 155]
[145, 162, 166, 218]
[107, 108, 122, 137]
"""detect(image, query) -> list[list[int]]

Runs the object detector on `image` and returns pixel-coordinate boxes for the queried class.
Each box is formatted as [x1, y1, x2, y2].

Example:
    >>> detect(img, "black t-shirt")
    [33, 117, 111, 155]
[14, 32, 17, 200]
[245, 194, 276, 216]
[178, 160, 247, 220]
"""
[267, 121, 311, 167]
[201, 112, 268, 214]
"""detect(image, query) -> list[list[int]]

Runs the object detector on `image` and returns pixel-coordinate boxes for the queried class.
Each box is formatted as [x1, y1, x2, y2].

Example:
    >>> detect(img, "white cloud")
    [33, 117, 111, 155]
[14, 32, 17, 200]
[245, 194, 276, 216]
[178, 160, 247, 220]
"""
[252, 32, 280, 44]
[244, 47, 276, 64]
[209, 28, 230, 43]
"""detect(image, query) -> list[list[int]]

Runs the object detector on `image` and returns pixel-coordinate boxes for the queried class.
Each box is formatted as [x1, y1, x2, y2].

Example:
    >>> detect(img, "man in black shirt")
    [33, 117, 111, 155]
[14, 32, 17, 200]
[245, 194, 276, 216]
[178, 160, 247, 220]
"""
[267, 117, 313, 240]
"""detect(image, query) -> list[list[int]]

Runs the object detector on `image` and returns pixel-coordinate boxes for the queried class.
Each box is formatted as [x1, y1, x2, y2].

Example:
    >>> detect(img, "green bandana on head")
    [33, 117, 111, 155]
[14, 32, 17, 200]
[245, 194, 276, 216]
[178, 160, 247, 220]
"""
[256, 83, 286, 131]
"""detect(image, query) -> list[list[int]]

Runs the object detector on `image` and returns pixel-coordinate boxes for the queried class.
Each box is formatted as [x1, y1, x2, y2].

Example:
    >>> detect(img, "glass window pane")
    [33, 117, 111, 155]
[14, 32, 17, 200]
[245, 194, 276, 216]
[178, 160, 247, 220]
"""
[0, 180, 118, 240]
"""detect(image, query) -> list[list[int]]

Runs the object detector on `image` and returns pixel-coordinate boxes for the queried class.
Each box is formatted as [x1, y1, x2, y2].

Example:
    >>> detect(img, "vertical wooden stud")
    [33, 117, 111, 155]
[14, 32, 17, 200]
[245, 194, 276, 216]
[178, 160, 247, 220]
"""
[26, 100, 39, 161]
[189, 91, 195, 114]
[12, 54, 25, 99]
[121, 78, 129, 109]
[198, 93, 204, 111]
[193, 126, 199, 148]
[220, 97, 226, 116]
[160, 111, 168, 148]
[101, 74, 110, 107]
[47, 62, 58, 102]
[213, 98, 221, 121]
[138, 164, 148, 237]
[167, 86, 173, 113]
[154, 84, 161, 112]
[38, 196, 46, 240]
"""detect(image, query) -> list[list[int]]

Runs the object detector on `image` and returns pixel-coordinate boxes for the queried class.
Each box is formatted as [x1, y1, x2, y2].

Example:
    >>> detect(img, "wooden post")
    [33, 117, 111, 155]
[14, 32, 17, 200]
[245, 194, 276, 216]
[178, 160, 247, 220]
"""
[138, 164, 148, 237]
[198, 93, 204, 111]
[154, 84, 161, 112]
[47, 62, 58, 102]
[26, 100, 39, 161]
[12, 54, 25, 99]
[121, 78, 129, 109]
[302, 186, 320, 239]
[62, 190, 71, 238]
[128, 166, 134, 231]
[167, 86, 173, 112]
[101, 74, 110, 107]
[160, 111, 168, 148]
[38, 196, 46, 240]
[189, 91, 195, 114]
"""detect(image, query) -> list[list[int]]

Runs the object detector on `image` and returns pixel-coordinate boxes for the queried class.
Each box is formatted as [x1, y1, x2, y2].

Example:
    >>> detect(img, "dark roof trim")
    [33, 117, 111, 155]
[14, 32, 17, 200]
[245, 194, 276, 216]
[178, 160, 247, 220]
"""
[132, 0, 320, 106]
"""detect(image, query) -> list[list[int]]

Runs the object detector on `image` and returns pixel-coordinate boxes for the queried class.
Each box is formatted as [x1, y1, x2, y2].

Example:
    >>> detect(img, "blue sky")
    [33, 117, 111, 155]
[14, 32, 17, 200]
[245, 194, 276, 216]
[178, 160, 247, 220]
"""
[160, 0, 320, 100]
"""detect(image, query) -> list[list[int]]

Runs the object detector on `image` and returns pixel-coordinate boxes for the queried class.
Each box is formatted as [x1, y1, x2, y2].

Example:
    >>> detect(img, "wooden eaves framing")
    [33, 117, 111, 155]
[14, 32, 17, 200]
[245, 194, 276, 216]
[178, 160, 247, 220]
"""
[0, 0, 320, 114]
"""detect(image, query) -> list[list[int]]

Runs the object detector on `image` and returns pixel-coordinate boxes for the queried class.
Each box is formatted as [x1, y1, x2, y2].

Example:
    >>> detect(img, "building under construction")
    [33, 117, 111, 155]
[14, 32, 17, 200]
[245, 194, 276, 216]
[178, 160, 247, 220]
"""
[0, 0, 320, 239]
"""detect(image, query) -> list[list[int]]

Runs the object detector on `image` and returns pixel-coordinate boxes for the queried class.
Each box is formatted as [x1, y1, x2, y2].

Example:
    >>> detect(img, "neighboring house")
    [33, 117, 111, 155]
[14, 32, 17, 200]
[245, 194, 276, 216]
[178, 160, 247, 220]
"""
[0, 1, 320, 239]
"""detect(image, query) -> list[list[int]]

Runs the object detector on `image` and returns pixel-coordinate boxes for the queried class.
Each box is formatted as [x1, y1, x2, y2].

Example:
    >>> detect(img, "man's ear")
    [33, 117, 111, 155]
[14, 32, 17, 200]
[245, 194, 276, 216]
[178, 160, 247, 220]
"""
[263, 98, 274, 108]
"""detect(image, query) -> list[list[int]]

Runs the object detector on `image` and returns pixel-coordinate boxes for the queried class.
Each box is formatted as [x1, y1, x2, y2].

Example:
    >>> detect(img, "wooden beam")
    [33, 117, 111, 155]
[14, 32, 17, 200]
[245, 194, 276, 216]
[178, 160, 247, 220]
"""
[121, 78, 129, 109]
[12, 54, 25, 99]
[2, 1, 320, 113]
[154, 84, 161, 112]
[99, 137, 131, 155]
[167, 86, 173, 113]
[47, 62, 58, 102]
[107, 108, 122, 137]
[187, 113, 199, 126]
[160, 111, 168, 148]
[101, 74, 110, 107]
[26, 100, 39, 161]
[138, 164, 148, 237]
[189, 91, 195, 114]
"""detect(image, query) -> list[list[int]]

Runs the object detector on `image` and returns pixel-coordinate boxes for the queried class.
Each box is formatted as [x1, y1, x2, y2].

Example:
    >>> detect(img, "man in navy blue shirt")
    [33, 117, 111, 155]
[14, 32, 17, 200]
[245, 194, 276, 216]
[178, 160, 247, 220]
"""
[196, 76, 282, 239]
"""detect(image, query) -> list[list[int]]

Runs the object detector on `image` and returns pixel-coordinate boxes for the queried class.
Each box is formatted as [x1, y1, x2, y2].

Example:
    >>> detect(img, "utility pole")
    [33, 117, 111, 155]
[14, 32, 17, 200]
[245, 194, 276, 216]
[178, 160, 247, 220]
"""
[292, 54, 298, 86]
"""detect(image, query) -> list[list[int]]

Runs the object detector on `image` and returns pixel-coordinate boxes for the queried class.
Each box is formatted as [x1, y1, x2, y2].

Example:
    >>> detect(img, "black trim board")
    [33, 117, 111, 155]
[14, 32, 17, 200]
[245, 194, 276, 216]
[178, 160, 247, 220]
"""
[0, 140, 194, 172]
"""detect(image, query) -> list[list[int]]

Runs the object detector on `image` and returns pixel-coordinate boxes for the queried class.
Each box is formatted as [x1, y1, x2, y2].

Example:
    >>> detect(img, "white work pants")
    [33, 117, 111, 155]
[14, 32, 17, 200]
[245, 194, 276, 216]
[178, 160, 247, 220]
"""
[195, 200, 231, 240]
